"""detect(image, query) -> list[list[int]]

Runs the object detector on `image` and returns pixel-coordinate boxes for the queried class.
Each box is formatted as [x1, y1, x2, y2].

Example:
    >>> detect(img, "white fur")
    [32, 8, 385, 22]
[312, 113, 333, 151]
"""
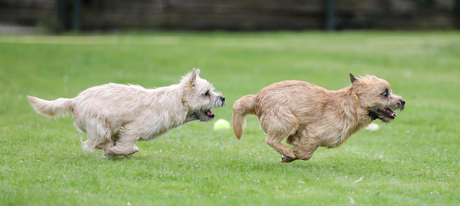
[28, 68, 225, 157]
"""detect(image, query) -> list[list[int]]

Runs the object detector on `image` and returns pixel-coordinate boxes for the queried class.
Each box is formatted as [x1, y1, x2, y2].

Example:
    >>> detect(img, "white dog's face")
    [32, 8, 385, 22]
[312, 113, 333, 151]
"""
[180, 69, 226, 122]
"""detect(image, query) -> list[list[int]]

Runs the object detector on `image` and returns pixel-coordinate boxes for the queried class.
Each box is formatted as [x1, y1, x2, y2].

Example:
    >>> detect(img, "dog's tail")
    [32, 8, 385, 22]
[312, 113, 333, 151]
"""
[27, 96, 73, 117]
[232, 94, 256, 140]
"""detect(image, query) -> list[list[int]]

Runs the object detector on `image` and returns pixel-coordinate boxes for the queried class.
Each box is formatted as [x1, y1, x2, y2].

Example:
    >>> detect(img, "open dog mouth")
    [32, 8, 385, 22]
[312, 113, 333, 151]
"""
[378, 108, 397, 118]
[204, 109, 215, 118]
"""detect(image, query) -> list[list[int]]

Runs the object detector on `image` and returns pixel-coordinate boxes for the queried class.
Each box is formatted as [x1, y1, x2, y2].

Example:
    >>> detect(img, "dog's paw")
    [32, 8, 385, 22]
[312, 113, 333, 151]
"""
[129, 146, 139, 155]
[130, 149, 138, 155]
[280, 155, 296, 163]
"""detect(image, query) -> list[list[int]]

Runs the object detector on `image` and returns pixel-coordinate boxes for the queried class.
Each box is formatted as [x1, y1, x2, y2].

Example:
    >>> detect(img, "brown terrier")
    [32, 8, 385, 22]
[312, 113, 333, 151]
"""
[232, 74, 405, 163]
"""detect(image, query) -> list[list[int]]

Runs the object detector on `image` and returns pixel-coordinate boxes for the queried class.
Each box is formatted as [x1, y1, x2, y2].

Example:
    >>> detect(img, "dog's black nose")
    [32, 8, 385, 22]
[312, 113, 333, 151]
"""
[221, 96, 225, 102]
[401, 100, 406, 106]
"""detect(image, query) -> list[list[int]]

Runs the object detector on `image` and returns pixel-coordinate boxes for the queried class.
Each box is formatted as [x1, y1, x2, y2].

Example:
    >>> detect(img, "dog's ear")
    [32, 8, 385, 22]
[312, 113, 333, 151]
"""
[182, 68, 201, 88]
[349, 73, 357, 84]
[189, 68, 200, 88]
[350, 73, 361, 89]
[194, 68, 201, 76]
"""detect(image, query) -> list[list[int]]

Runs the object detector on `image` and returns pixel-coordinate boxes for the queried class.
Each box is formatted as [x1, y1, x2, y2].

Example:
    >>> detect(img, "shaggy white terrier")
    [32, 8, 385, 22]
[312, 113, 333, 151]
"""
[28, 68, 225, 157]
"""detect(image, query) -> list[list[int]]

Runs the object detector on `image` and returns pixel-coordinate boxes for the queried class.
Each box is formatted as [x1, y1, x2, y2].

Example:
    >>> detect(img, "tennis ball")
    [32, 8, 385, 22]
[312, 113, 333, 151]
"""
[365, 123, 380, 131]
[213, 119, 231, 131]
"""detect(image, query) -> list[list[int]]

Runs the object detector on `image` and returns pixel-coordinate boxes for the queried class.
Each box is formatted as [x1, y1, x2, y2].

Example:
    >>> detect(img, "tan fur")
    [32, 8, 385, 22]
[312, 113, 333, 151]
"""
[28, 68, 225, 157]
[232, 74, 405, 163]
[232, 94, 256, 140]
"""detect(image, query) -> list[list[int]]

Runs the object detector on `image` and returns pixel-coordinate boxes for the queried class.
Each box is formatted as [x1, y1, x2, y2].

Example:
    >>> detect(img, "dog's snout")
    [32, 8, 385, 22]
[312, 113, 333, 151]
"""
[221, 96, 225, 102]
[399, 99, 406, 110]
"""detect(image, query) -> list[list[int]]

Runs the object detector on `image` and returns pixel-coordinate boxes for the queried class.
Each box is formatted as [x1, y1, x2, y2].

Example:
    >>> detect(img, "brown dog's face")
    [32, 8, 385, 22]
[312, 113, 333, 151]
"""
[350, 74, 405, 123]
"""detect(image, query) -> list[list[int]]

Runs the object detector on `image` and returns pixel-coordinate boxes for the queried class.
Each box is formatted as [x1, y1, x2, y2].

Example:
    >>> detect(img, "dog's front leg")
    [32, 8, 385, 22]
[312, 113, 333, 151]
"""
[288, 131, 319, 162]
[104, 136, 139, 157]
[280, 155, 297, 163]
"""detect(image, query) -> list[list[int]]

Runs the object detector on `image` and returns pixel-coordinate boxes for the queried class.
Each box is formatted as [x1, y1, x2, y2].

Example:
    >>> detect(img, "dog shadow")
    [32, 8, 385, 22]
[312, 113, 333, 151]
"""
[78, 150, 357, 176]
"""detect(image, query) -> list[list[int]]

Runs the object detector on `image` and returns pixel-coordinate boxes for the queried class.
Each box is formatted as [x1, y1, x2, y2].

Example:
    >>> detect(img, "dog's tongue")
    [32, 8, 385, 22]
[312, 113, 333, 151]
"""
[206, 109, 215, 117]
[383, 108, 397, 117]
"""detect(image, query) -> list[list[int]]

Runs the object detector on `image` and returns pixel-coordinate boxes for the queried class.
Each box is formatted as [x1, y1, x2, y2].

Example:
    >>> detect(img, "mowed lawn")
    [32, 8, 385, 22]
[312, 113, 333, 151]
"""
[0, 31, 459, 205]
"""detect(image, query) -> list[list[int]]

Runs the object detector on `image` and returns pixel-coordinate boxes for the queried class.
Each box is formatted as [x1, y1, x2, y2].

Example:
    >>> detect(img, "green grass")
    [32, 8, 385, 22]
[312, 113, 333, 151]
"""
[1, 31, 459, 205]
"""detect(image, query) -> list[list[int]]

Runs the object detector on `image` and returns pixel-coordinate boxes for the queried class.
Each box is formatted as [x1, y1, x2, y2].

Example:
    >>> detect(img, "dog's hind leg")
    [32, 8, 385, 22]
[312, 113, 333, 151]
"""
[82, 127, 110, 151]
[265, 134, 296, 159]
[95, 140, 114, 151]
[260, 110, 299, 161]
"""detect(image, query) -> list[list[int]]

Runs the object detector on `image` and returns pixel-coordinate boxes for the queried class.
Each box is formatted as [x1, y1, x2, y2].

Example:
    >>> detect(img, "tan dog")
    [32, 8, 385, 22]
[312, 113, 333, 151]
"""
[28, 68, 225, 157]
[233, 74, 405, 163]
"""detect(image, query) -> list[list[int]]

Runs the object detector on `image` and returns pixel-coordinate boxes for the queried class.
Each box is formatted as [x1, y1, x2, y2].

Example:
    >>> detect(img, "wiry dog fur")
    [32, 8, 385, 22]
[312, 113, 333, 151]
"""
[28, 68, 225, 157]
[233, 74, 405, 163]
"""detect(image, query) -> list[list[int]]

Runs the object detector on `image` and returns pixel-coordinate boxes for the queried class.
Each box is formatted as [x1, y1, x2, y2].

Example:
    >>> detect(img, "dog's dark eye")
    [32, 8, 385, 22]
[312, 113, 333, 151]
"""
[381, 89, 389, 97]
[204, 90, 210, 96]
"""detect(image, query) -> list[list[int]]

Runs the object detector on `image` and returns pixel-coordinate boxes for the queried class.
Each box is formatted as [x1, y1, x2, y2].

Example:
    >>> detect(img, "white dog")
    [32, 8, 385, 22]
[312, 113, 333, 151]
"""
[28, 68, 225, 157]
